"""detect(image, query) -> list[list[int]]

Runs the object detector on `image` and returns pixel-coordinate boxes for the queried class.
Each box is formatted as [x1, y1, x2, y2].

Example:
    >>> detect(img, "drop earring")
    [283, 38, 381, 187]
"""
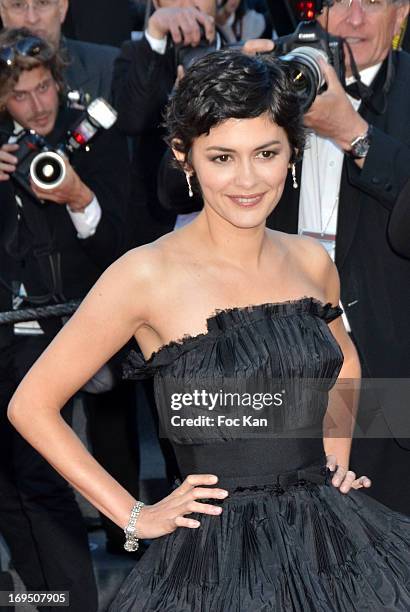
[185, 172, 193, 198]
[291, 163, 298, 190]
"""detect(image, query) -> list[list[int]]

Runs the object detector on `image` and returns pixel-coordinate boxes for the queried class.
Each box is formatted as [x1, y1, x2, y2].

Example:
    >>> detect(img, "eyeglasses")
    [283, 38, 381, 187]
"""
[332, 0, 393, 12]
[0, 36, 47, 67]
[1, 0, 59, 14]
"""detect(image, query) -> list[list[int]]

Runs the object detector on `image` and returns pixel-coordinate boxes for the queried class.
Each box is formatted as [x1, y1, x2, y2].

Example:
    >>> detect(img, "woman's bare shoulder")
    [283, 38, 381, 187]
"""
[106, 231, 191, 296]
[266, 229, 338, 296]
[268, 229, 332, 269]
[117, 242, 168, 279]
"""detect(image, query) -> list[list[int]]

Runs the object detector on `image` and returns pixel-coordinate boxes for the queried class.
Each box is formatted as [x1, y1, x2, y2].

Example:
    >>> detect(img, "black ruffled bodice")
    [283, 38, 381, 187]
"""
[124, 298, 344, 478]
[112, 298, 410, 612]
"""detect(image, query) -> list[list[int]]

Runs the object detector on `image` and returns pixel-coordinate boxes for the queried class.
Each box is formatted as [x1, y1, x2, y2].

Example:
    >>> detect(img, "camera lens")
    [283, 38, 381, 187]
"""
[30, 151, 66, 190]
[280, 46, 327, 112]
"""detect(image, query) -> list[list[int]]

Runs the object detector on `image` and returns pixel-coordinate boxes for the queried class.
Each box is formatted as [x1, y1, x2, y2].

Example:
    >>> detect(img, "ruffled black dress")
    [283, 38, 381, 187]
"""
[110, 298, 410, 611]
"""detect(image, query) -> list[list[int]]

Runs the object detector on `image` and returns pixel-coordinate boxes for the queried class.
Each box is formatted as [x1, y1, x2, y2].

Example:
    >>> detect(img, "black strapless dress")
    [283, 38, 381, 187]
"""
[110, 298, 410, 611]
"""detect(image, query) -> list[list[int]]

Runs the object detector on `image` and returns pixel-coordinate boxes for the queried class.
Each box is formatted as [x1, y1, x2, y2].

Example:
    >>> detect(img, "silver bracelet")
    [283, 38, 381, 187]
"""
[124, 501, 145, 552]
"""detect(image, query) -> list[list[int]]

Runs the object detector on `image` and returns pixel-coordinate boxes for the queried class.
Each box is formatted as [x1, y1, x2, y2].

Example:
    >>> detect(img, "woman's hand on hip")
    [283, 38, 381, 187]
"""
[326, 454, 372, 494]
[136, 474, 228, 539]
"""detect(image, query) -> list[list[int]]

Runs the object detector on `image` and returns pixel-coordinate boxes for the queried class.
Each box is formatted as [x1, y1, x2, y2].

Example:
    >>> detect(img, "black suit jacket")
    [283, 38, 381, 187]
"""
[63, 0, 131, 47]
[388, 177, 410, 259]
[112, 37, 179, 248]
[63, 37, 119, 102]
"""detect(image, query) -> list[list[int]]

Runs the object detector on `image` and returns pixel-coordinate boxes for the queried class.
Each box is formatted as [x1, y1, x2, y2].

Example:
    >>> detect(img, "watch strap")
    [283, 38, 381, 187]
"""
[348, 124, 373, 159]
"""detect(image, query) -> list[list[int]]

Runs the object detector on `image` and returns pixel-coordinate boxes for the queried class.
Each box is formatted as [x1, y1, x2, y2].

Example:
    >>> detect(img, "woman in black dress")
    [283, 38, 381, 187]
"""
[9, 51, 410, 610]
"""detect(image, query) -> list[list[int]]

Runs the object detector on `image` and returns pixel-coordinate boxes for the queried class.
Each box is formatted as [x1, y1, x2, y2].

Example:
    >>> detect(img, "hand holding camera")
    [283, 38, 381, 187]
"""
[241, 39, 275, 56]
[30, 159, 94, 212]
[303, 58, 369, 151]
[0, 143, 19, 182]
[148, 7, 215, 46]
[0, 140, 93, 209]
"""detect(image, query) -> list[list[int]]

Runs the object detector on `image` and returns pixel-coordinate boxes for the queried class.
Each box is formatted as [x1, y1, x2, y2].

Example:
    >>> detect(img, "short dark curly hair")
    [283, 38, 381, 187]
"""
[164, 50, 306, 167]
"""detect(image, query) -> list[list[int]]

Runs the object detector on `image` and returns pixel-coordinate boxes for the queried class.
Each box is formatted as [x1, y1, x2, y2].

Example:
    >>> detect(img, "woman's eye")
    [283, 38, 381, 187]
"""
[257, 150, 277, 159]
[212, 154, 231, 163]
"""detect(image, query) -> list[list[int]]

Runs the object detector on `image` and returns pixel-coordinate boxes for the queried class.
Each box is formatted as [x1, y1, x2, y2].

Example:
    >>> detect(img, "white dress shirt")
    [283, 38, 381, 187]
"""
[298, 63, 381, 330]
[298, 63, 382, 249]
[66, 197, 101, 239]
[145, 29, 168, 55]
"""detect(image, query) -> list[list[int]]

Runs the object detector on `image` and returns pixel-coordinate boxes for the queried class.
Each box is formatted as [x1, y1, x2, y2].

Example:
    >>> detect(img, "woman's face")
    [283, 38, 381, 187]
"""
[189, 113, 292, 229]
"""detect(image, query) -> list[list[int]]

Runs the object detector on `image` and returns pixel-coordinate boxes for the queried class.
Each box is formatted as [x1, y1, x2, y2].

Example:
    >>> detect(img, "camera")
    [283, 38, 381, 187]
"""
[273, 19, 345, 112]
[270, 2, 345, 111]
[175, 37, 219, 71]
[173, 26, 220, 72]
[12, 97, 117, 196]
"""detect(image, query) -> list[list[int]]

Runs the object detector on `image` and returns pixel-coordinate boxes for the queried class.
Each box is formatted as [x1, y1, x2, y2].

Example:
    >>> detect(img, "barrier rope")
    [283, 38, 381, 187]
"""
[0, 300, 80, 325]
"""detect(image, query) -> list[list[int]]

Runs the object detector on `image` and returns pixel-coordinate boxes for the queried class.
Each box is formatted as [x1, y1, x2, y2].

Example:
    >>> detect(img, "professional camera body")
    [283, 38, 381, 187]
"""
[12, 97, 117, 196]
[266, 1, 346, 111]
[274, 19, 345, 111]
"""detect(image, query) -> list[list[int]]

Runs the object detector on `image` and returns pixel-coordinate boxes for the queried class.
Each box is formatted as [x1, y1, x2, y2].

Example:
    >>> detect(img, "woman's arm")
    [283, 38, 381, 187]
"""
[296, 234, 370, 493]
[8, 251, 142, 526]
[8, 248, 228, 538]
[322, 254, 371, 493]
[323, 318, 361, 473]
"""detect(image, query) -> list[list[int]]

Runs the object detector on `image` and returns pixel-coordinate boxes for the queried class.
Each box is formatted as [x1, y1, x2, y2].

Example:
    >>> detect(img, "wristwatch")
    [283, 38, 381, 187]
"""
[348, 125, 373, 159]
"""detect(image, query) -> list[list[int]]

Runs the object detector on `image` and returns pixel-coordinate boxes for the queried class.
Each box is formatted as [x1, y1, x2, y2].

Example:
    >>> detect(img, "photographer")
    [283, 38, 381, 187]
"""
[0, 28, 129, 611]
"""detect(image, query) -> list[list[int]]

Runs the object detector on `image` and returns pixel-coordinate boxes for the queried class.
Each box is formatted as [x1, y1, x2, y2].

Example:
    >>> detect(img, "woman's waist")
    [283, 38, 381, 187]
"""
[212, 462, 330, 494]
[173, 438, 327, 487]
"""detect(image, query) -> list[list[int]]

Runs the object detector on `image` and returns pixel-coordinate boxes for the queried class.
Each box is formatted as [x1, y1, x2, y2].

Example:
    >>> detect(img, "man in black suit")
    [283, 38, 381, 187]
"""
[0, 29, 129, 610]
[0, 0, 118, 100]
[268, 0, 410, 514]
